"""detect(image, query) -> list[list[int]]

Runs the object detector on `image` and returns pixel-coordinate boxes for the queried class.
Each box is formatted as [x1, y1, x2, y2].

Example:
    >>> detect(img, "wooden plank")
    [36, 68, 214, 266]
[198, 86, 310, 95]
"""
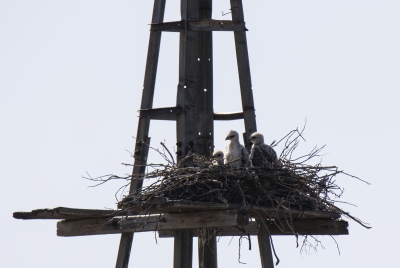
[190, 19, 246, 31]
[139, 106, 182, 116]
[159, 219, 349, 237]
[151, 20, 247, 32]
[58, 216, 158, 237]
[151, 21, 183, 32]
[116, 0, 166, 267]
[139, 106, 181, 120]
[160, 209, 242, 229]
[257, 220, 274, 268]
[57, 212, 348, 237]
[57, 210, 246, 237]
[13, 207, 127, 220]
[155, 200, 341, 219]
[213, 111, 244, 120]
[146, 114, 177, 121]
[230, 0, 257, 147]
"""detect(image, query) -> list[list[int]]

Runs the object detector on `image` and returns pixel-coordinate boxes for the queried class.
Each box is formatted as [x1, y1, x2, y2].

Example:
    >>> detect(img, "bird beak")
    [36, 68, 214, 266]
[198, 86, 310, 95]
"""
[225, 137, 228, 141]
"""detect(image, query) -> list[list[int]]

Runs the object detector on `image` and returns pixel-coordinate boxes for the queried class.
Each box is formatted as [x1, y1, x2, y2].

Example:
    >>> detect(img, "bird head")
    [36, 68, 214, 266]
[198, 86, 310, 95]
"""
[249, 132, 264, 145]
[225, 130, 239, 141]
[213, 150, 224, 159]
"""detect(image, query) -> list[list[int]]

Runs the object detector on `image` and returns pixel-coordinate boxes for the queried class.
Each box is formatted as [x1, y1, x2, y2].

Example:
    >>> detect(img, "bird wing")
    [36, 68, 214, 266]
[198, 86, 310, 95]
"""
[239, 145, 249, 167]
[250, 146, 264, 167]
[224, 145, 231, 164]
[260, 144, 278, 167]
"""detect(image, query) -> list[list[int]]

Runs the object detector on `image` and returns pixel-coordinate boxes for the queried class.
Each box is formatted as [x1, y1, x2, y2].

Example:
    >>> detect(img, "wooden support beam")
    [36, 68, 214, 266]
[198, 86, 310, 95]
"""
[116, 0, 166, 267]
[13, 207, 128, 220]
[57, 216, 349, 237]
[257, 220, 274, 268]
[174, 1, 201, 266]
[230, 0, 257, 149]
[150, 19, 247, 32]
[190, 19, 247, 31]
[57, 210, 246, 237]
[115, 233, 134, 268]
[14, 202, 342, 222]
[176, 0, 200, 162]
[198, 228, 217, 268]
[195, 0, 213, 157]
[151, 21, 184, 32]
[139, 106, 182, 121]
[213, 111, 244, 120]
[174, 230, 193, 268]
[158, 219, 349, 237]
[154, 200, 341, 219]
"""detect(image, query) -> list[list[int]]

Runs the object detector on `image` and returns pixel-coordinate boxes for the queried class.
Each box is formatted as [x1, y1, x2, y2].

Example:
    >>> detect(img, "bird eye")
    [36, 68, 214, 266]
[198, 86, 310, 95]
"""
[251, 137, 255, 139]
[230, 135, 234, 138]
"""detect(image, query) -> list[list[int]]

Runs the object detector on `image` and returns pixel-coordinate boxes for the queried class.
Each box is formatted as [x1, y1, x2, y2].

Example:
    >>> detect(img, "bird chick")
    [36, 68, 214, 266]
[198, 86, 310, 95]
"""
[212, 150, 224, 166]
[249, 132, 278, 168]
[224, 130, 249, 167]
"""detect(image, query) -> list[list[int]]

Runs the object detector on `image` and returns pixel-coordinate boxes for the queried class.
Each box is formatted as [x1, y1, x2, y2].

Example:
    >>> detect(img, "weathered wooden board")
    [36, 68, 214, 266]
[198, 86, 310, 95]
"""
[176, 0, 200, 162]
[174, 230, 193, 268]
[13, 207, 127, 220]
[159, 219, 349, 237]
[150, 19, 246, 32]
[139, 106, 182, 117]
[116, 0, 166, 266]
[139, 106, 182, 121]
[15, 201, 341, 221]
[230, 0, 257, 146]
[58, 216, 156, 237]
[57, 210, 244, 237]
[213, 111, 244, 120]
[57, 216, 349, 237]
[257, 220, 274, 268]
[190, 19, 246, 31]
[152, 200, 341, 219]
[198, 228, 217, 268]
[195, 0, 214, 158]
[196, 2, 217, 266]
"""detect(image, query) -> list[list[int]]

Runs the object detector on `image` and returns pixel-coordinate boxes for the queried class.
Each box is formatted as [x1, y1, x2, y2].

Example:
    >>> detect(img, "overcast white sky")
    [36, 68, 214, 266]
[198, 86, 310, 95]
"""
[1, 0, 399, 267]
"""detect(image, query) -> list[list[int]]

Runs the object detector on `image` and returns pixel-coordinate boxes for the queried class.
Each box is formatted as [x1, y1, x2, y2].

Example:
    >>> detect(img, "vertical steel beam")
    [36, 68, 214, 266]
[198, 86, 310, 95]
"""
[230, 0, 257, 150]
[115, 1, 166, 267]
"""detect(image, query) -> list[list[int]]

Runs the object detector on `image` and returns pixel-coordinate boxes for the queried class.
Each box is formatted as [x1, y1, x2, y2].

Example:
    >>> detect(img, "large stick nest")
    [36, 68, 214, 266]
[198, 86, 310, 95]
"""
[88, 127, 370, 229]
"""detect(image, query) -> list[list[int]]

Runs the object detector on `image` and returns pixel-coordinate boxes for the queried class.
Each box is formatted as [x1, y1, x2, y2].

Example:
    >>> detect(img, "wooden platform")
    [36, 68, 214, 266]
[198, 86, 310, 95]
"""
[14, 201, 348, 238]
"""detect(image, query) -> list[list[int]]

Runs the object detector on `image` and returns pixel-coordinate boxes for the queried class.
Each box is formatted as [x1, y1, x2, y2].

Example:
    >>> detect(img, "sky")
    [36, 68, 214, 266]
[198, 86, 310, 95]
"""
[1, 0, 399, 267]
